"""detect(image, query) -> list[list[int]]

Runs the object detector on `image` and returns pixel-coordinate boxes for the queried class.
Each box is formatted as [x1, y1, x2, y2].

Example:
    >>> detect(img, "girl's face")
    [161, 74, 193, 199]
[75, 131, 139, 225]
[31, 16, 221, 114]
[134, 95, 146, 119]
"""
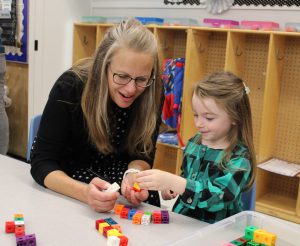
[192, 93, 234, 149]
[108, 48, 154, 108]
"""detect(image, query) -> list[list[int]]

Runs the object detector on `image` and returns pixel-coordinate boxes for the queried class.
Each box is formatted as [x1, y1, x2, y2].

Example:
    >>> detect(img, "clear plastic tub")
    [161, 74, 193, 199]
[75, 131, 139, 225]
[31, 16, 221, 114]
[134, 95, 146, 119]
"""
[105, 16, 127, 24]
[285, 22, 300, 32]
[81, 16, 106, 23]
[169, 211, 300, 246]
[164, 18, 199, 26]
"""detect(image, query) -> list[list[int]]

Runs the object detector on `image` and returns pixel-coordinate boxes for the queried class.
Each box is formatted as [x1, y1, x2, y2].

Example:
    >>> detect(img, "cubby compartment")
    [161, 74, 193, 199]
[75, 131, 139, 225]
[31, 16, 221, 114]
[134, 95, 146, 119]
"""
[73, 24, 98, 63]
[155, 27, 188, 61]
[273, 35, 300, 163]
[256, 169, 300, 223]
[255, 33, 300, 223]
[226, 31, 270, 152]
[153, 143, 180, 174]
[181, 28, 228, 143]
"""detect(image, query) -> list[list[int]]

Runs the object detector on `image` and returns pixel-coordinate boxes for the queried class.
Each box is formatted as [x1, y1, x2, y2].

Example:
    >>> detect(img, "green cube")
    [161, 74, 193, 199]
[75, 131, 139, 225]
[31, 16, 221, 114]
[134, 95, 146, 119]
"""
[245, 226, 258, 240]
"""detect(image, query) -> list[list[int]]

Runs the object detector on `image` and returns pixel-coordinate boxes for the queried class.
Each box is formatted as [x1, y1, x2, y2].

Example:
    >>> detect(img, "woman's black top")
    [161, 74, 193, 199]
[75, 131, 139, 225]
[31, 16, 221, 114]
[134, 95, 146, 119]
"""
[30, 70, 161, 206]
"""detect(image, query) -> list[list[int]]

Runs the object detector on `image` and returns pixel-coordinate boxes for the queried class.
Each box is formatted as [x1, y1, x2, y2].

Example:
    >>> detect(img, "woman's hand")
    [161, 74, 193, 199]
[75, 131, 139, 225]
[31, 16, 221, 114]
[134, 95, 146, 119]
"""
[86, 177, 119, 212]
[121, 173, 148, 206]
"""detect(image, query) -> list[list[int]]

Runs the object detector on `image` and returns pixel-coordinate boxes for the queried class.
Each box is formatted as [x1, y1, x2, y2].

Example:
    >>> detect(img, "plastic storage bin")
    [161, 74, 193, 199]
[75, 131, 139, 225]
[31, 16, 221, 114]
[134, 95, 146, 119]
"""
[135, 17, 164, 25]
[105, 16, 126, 24]
[203, 18, 239, 28]
[164, 18, 199, 26]
[81, 16, 106, 23]
[285, 22, 300, 32]
[241, 21, 280, 31]
[170, 211, 300, 246]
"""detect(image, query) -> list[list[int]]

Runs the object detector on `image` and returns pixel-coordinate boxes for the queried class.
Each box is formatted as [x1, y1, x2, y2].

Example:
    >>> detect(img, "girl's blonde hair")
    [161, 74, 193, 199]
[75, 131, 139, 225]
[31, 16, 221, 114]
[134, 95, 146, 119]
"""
[193, 71, 256, 190]
[72, 19, 162, 156]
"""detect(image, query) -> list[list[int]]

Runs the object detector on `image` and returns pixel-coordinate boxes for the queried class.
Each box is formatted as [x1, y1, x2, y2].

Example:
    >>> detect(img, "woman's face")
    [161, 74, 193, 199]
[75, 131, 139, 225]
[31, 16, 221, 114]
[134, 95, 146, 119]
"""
[108, 48, 154, 108]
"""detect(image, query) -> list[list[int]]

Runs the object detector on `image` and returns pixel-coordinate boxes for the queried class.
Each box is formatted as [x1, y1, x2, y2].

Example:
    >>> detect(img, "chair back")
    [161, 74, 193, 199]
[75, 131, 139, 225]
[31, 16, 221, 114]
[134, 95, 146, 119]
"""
[241, 182, 256, 211]
[27, 114, 42, 161]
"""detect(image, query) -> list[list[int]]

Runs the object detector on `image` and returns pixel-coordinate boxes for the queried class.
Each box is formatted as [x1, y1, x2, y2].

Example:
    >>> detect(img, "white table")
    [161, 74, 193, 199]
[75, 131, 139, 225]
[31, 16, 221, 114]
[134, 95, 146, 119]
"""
[0, 154, 207, 246]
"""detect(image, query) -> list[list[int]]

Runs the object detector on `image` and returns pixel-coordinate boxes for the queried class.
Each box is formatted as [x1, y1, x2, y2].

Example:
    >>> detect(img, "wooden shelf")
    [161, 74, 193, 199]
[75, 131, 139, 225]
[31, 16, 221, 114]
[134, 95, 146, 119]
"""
[256, 193, 300, 224]
[257, 193, 296, 215]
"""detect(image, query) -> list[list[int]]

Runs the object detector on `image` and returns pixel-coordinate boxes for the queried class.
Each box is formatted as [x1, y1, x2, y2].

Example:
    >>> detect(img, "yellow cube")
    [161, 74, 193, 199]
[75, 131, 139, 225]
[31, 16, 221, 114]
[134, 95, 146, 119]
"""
[107, 229, 122, 237]
[98, 222, 110, 234]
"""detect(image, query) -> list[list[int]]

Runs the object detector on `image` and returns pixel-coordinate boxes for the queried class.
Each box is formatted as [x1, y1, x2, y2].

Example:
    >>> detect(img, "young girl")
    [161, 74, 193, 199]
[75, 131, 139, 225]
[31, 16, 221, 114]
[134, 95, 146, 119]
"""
[136, 71, 256, 223]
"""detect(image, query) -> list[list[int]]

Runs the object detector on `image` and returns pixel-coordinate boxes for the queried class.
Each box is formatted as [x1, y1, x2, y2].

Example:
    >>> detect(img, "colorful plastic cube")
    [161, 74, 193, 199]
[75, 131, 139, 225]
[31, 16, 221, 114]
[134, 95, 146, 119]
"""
[161, 210, 169, 224]
[16, 234, 36, 246]
[95, 219, 106, 230]
[103, 226, 113, 238]
[244, 226, 258, 241]
[99, 222, 110, 234]
[5, 221, 15, 233]
[105, 218, 118, 225]
[107, 235, 120, 246]
[141, 213, 151, 225]
[114, 204, 125, 215]
[152, 210, 162, 224]
[107, 229, 122, 237]
[128, 209, 137, 220]
[118, 235, 128, 246]
[111, 224, 122, 233]
[131, 182, 141, 192]
[132, 212, 143, 224]
[120, 207, 130, 219]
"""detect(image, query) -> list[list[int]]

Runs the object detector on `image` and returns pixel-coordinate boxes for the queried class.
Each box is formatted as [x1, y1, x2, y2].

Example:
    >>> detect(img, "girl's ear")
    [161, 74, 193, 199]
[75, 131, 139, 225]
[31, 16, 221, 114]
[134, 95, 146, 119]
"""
[231, 120, 236, 126]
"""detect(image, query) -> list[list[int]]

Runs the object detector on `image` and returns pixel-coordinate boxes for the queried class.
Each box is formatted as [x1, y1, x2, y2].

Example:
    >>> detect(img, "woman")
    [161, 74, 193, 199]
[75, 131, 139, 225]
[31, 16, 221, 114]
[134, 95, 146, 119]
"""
[30, 19, 163, 212]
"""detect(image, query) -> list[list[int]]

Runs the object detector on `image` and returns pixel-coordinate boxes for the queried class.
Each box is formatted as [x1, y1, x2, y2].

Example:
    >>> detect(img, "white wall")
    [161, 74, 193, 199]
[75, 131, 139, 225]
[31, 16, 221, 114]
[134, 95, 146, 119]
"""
[91, 0, 300, 27]
[28, 0, 90, 122]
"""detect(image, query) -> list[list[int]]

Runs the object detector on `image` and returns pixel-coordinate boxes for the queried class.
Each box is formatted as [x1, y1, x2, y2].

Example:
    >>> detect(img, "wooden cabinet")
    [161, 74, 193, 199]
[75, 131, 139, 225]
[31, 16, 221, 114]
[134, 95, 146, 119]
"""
[73, 23, 300, 223]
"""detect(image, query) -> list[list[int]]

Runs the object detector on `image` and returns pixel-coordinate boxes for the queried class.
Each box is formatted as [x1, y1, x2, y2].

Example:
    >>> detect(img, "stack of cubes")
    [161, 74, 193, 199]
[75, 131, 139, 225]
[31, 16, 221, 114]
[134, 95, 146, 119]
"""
[222, 225, 277, 246]
[96, 217, 128, 246]
[114, 203, 169, 225]
[5, 214, 36, 246]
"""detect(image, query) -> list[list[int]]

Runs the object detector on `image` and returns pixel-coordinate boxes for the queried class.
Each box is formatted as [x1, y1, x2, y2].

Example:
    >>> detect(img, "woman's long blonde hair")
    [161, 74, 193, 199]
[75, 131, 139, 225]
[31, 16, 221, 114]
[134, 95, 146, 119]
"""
[193, 71, 256, 190]
[72, 19, 162, 156]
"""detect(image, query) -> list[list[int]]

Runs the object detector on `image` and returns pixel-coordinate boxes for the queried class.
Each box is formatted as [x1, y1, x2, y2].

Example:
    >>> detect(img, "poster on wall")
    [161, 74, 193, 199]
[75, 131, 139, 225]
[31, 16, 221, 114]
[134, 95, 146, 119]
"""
[0, 0, 28, 63]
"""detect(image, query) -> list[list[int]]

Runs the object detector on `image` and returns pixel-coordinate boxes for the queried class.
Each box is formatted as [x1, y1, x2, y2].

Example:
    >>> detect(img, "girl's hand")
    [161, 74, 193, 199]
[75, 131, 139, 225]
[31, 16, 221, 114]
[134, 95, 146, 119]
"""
[136, 169, 187, 195]
[161, 190, 177, 200]
[86, 177, 119, 212]
[135, 169, 174, 191]
[121, 173, 148, 206]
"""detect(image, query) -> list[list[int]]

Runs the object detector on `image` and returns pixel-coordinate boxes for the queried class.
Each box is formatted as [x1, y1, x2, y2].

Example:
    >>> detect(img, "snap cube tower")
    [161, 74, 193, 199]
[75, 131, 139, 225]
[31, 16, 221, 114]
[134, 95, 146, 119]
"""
[5, 214, 37, 246]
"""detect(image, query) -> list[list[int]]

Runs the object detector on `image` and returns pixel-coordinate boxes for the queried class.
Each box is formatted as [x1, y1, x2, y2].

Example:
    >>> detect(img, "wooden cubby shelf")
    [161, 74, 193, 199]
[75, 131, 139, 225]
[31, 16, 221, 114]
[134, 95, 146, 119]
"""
[73, 23, 300, 224]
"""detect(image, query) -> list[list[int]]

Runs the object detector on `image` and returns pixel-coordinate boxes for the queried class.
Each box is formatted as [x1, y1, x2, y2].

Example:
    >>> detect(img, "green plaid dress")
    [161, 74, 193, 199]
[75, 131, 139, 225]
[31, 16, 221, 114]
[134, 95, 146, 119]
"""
[173, 133, 251, 223]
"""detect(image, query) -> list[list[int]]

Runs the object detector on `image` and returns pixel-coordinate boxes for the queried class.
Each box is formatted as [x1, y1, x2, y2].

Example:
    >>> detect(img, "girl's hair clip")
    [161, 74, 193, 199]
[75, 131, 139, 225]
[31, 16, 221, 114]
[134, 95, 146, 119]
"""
[243, 81, 250, 95]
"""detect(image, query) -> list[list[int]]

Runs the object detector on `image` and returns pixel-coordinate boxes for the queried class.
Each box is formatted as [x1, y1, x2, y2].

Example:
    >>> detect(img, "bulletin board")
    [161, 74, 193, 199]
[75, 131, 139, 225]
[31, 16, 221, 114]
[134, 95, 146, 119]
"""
[0, 0, 28, 63]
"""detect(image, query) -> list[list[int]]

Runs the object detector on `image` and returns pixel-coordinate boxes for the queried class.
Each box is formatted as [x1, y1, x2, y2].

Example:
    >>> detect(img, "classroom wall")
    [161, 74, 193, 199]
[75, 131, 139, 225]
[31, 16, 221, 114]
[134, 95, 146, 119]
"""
[5, 0, 90, 159]
[91, 0, 300, 27]
[28, 0, 91, 121]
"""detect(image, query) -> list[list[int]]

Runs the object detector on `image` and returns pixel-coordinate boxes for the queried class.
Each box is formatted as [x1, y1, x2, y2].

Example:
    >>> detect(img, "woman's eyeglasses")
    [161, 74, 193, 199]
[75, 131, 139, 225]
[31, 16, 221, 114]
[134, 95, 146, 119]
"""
[109, 67, 155, 88]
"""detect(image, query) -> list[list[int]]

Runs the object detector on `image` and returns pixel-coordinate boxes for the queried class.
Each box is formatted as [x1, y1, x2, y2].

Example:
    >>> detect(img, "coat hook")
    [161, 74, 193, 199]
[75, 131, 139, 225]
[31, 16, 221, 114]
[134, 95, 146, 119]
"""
[235, 46, 243, 56]
[276, 49, 284, 60]
[197, 43, 205, 53]
[83, 35, 88, 45]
